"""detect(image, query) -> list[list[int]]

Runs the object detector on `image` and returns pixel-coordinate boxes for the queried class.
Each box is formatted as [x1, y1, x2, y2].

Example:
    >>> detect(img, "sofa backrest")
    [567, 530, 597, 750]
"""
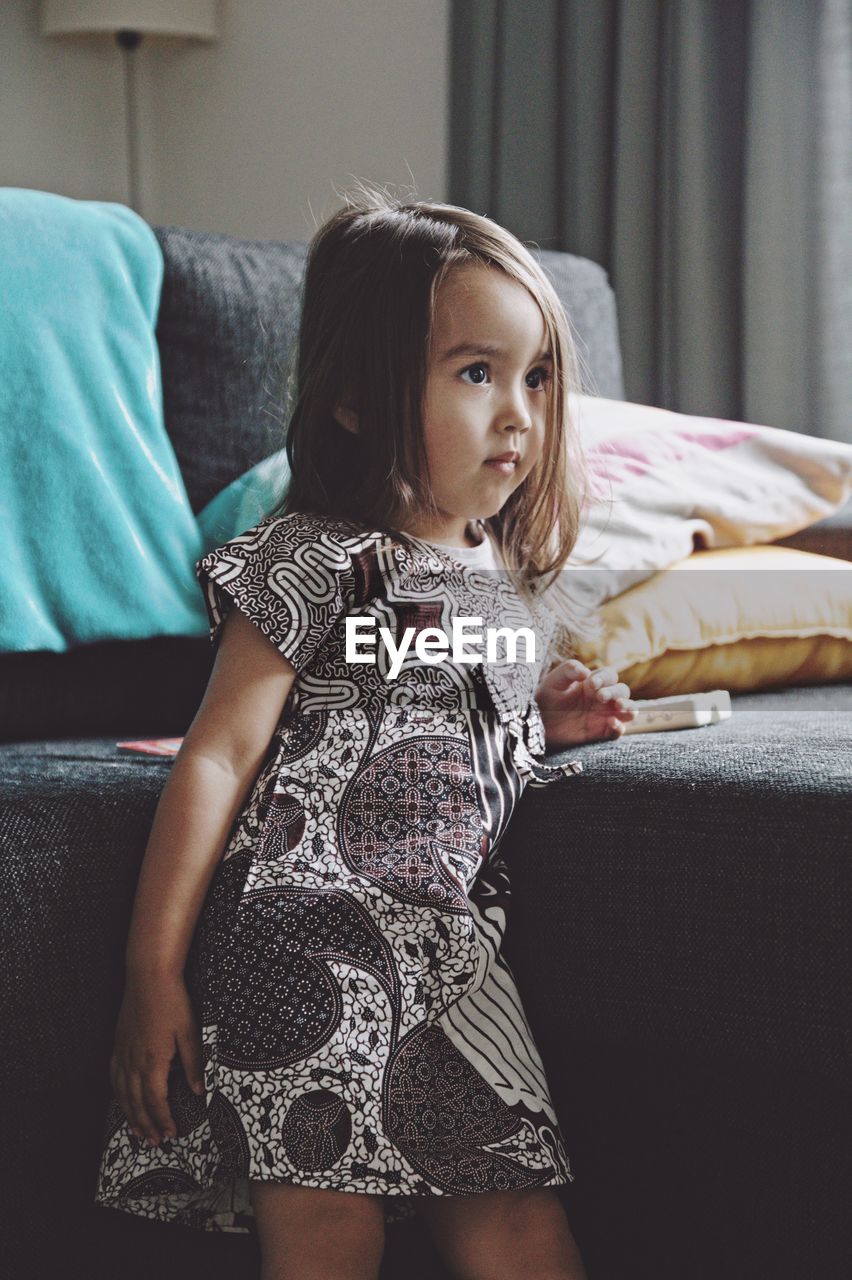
[1, 227, 625, 743]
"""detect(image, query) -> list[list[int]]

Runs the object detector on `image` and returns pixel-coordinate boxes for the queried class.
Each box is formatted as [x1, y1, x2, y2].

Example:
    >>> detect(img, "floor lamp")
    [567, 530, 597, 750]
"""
[41, 1, 220, 215]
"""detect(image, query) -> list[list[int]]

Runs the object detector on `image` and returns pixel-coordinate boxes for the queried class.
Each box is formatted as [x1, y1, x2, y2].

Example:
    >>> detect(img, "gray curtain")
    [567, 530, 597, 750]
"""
[449, 0, 851, 442]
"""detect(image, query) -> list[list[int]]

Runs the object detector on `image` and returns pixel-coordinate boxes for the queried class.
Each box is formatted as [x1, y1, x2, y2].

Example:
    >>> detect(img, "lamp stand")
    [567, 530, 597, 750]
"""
[116, 29, 142, 215]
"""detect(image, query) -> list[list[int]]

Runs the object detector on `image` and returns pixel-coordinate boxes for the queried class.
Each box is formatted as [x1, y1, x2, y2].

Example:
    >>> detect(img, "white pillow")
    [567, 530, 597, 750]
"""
[562, 394, 852, 607]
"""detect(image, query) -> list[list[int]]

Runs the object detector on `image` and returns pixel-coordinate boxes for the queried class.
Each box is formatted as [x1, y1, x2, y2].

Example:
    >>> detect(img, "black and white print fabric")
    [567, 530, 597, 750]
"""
[93, 512, 583, 1232]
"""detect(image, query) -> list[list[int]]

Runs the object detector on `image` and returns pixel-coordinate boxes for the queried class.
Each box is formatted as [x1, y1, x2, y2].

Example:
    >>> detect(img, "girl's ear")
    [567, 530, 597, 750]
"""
[333, 402, 359, 434]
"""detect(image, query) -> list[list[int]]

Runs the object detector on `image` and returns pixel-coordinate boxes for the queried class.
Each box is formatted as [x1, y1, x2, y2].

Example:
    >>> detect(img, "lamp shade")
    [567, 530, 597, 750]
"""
[41, 0, 219, 39]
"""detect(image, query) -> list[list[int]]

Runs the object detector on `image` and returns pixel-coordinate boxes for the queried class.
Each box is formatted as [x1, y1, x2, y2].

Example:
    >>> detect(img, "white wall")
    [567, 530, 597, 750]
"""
[1, 0, 450, 240]
[1, 2, 128, 202]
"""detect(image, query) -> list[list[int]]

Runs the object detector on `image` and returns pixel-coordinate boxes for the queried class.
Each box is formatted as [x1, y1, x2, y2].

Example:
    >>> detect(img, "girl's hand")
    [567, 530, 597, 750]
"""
[109, 972, 206, 1148]
[535, 658, 638, 748]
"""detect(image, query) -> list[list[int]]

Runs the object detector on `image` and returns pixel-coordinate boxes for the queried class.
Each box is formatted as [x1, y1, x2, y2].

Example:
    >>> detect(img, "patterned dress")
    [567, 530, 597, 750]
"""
[93, 511, 583, 1232]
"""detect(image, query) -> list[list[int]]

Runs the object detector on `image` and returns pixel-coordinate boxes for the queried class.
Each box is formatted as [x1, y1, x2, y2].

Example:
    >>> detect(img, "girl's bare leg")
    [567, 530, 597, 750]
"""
[248, 1180, 386, 1280]
[416, 1186, 589, 1280]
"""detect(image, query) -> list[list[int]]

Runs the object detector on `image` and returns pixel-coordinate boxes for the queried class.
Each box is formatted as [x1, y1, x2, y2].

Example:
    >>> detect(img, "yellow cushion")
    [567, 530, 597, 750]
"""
[576, 546, 852, 697]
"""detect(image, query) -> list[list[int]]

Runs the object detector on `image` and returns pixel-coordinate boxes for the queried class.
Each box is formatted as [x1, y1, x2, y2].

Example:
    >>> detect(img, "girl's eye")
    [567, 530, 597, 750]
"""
[460, 363, 489, 386]
[459, 363, 552, 390]
[526, 366, 552, 391]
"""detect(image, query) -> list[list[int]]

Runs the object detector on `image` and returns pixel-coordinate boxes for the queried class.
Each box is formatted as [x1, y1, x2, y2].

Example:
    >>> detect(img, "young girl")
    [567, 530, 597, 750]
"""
[94, 186, 636, 1279]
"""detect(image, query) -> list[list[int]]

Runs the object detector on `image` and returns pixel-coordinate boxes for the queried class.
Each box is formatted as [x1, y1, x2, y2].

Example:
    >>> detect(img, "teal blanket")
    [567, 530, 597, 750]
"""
[0, 189, 208, 651]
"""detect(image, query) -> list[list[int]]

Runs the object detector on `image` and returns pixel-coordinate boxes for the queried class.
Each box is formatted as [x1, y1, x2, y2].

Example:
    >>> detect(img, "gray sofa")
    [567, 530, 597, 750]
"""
[1, 227, 849, 1280]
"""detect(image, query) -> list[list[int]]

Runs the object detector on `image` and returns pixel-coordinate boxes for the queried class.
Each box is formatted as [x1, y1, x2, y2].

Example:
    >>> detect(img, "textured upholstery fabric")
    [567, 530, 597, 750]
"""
[505, 683, 851, 1077]
[152, 227, 305, 515]
[535, 250, 626, 402]
[4, 686, 848, 1091]
[2, 685, 850, 1277]
[501, 684, 852, 1278]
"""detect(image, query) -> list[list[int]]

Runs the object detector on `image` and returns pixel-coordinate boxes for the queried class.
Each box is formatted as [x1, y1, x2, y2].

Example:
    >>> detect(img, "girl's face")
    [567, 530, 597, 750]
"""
[409, 263, 551, 547]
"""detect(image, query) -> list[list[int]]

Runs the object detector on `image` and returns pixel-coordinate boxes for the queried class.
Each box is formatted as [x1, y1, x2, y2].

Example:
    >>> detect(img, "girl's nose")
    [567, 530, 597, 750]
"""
[497, 407, 532, 434]
[495, 385, 533, 434]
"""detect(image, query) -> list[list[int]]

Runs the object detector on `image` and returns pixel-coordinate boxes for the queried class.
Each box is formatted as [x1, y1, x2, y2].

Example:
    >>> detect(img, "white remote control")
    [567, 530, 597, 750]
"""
[622, 689, 732, 734]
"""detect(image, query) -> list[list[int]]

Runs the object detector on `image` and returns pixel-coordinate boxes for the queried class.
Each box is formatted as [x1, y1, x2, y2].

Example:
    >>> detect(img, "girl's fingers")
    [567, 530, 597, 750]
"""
[126, 1071, 159, 1144]
[595, 681, 632, 703]
[561, 659, 591, 675]
[177, 1027, 206, 1096]
[582, 667, 628, 699]
[142, 1068, 177, 1143]
[114, 1064, 144, 1140]
[553, 659, 591, 689]
[586, 667, 620, 692]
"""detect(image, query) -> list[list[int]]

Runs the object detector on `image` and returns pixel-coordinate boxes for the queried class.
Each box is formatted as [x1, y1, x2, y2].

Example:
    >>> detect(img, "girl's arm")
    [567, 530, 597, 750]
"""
[124, 603, 298, 978]
[112, 604, 297, 1147]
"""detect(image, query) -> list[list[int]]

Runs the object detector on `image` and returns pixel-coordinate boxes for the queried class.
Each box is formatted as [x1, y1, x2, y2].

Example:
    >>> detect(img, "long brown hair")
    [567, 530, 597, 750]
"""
[271, 180, 592, 604]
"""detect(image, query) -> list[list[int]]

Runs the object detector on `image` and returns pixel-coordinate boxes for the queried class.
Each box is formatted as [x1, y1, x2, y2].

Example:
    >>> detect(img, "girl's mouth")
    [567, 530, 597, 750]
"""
[484, 459, 518, 474]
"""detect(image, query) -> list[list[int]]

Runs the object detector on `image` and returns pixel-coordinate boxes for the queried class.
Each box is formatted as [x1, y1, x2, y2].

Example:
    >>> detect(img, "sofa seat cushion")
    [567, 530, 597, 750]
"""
[0, 739, 175, 1094]
[502, 683, 851, 1082]
[2, 683, 849, 1101]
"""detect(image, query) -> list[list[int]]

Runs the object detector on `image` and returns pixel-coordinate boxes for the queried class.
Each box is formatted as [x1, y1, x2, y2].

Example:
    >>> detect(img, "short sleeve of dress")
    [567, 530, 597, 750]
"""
[194, 513, 354, 675]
